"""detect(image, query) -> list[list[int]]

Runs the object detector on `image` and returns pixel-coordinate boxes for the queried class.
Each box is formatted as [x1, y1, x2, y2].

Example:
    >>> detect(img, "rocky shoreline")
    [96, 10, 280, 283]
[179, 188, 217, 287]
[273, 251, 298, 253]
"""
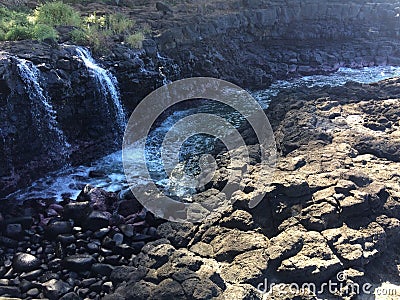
[1, 77, 400, 299]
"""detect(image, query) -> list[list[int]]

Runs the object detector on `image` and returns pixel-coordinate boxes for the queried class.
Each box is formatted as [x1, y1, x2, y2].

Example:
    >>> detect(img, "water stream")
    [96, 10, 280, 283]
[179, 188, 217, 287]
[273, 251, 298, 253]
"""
[75, 47, 126, 137]
[16, 57, 70, 160]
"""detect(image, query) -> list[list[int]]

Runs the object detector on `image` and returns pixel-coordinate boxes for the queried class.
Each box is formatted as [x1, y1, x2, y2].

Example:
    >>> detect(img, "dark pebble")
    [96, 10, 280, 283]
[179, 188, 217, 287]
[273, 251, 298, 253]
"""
[60, 291, 80, 300]
[0, 286, 21, 298]
[84, 211, 111, 231]
[58, 234, 76, 245]
[46, 221, 73, 238]
[13, 253, 41, 272]
[113, 233, 124, 246]
[20, 269, 43, 281]
[5, 223, 23, 238]
[91, 263, 114, 276]
[62, 255, 96, 272]
[0, 236, 18, 248]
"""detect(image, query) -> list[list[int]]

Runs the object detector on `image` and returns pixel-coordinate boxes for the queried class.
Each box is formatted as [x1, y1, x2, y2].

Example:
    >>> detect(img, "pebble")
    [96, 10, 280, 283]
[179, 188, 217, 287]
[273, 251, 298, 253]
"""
[27, 288, 40, 297]
[13, 253, 41, 272]
[63, 255, 96, 272]
[5, 223, 23, 238]
[112, 233, 124, 246]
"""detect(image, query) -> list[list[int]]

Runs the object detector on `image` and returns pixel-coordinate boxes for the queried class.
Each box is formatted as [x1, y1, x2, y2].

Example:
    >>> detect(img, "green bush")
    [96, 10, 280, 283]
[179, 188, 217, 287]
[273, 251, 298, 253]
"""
[32, 1, 81, 27]
[107, 13, 134, 34]
[4, 25, 31, 40]
[32, 23, 58, 41]
[71, 27, 112, 54]
[126, 31, 144, 49]
[70, 28, 87, 44]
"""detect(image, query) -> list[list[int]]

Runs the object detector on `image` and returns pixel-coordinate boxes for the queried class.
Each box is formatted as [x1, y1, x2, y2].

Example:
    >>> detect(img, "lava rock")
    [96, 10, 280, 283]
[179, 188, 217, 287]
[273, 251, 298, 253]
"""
[13, 253, 41, 272]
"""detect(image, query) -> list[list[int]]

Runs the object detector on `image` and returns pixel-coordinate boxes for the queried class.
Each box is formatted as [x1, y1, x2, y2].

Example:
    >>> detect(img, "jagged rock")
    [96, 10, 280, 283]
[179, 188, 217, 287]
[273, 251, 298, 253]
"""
[156, 222, 196, 248]
[276, 231, 342, 282]
[217, 284, 264, 300]
[219, 210, 255, 231]
[322, 222, 387, 266]
[201, 227, 268, 261]
[220, 249, 269, 284]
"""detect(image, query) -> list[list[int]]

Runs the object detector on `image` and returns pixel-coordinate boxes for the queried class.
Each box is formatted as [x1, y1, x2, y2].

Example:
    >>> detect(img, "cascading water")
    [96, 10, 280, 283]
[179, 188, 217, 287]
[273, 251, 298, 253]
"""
[75, 47, 126, 138]
[7, 65, 400, 201]
[16, 57, 70, 160]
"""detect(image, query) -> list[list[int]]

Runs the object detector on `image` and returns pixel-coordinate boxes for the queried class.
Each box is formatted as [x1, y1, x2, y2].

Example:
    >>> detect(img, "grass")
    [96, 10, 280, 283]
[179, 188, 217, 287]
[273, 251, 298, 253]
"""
[0, 2, 147, 52]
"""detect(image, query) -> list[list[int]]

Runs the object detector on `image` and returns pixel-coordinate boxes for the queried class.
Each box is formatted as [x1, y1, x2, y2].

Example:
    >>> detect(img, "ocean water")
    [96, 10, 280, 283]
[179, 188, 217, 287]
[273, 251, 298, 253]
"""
[7, 65, 400, 202]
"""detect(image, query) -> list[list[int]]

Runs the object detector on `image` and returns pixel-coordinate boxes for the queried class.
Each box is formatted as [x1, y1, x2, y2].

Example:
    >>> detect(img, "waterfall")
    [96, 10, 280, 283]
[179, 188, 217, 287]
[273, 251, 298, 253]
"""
[16, 58, 70, 160]
[75, 47, 126, 136]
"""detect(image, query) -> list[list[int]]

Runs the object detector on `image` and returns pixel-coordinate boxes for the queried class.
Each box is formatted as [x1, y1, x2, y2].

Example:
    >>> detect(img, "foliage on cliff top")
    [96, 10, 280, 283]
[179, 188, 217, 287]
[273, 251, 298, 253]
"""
[30, 1, 81, 27]
[0, 1, 146, 53]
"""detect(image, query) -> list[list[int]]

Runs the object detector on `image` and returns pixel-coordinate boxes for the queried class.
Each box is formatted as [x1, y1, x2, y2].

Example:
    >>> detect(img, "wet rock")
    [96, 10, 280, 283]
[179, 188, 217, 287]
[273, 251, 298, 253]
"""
[0, 286, 21, 298]
[63, 202, 92, 223]
[113, 233, 124, 246]
[42, 279, 72, 300]
[26, 288, 40, 297]
[5, 223, 22, 238]
[62, 255, 96, 272]
[46, 221, 73, 238]
[84, 210, 111, 231]
[13, 253, 41, 272]
[91, 263, 114, 276]
[59, 291, 80, 300]
[119, 224, 134, 237]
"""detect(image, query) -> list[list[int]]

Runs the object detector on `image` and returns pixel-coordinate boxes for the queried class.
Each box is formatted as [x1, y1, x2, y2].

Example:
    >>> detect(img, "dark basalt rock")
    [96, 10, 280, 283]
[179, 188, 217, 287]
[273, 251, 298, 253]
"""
[62, 255, 96, 272]
[13, 253, 41, 273]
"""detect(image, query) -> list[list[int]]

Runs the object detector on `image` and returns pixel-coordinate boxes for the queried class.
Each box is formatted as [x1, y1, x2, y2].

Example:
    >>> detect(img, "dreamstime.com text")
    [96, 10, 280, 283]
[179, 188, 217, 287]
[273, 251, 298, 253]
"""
[257, 272, 398, 298]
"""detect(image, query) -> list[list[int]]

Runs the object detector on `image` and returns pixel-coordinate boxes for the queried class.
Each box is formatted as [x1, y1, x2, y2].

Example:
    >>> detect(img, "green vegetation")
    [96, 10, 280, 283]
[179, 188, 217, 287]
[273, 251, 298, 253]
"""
[32, 24, 59, 41]
[107, 13, 135, 34]
[126, 32, 144, 49]
[0, 6, 31, 41]
[0, 1, 147, 53]
[31, 1, 81, 27]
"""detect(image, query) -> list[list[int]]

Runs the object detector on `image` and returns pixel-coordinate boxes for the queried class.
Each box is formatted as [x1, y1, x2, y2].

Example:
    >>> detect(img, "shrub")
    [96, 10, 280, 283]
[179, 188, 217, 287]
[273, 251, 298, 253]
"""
[32, 23, 58, 41]
[4, 25, 31, 40]
[70, 28, 87, 44]
[71, 27, 112, 54]
[126, 31, 144, 49]
[32, 1, 81, 27]
[107, 13, 135, 34]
